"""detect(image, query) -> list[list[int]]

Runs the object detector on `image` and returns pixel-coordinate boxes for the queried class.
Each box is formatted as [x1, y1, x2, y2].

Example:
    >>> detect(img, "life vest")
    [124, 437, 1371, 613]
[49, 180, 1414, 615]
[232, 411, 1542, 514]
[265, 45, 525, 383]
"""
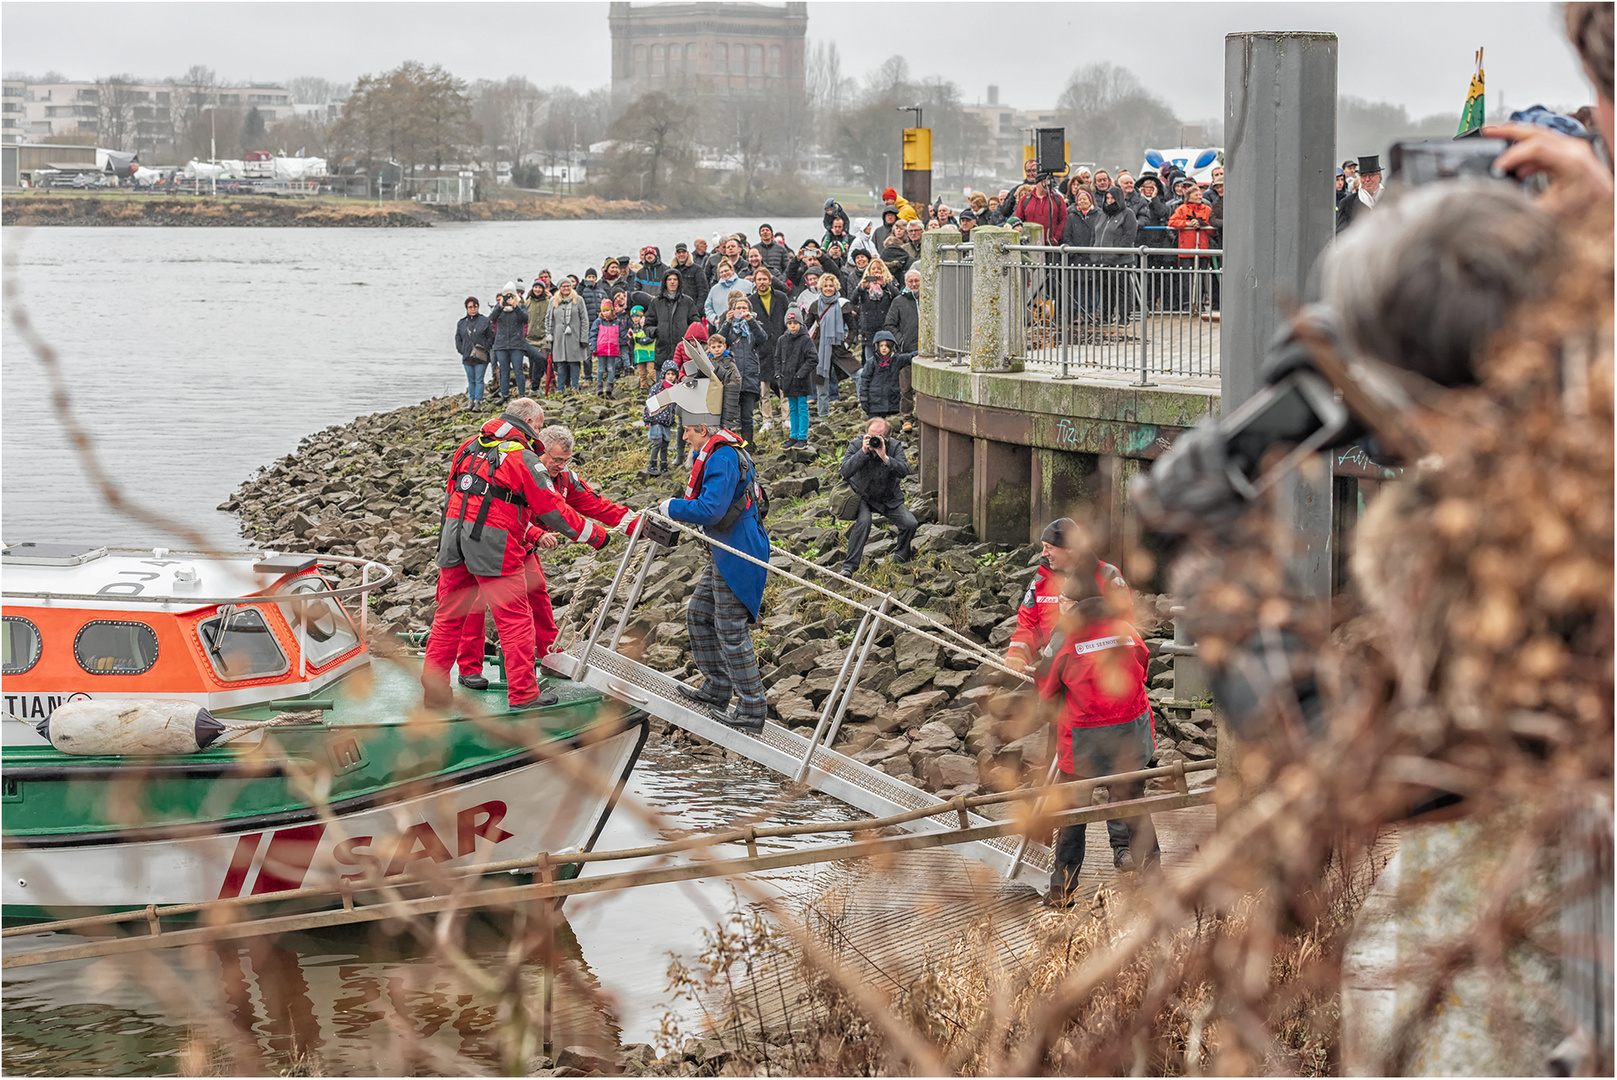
[446, 434, 529, 542]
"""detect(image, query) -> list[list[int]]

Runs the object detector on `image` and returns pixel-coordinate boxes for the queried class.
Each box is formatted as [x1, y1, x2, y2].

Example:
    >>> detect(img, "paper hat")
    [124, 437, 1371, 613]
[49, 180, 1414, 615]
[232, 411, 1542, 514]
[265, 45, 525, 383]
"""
[646, 339, 725, 427]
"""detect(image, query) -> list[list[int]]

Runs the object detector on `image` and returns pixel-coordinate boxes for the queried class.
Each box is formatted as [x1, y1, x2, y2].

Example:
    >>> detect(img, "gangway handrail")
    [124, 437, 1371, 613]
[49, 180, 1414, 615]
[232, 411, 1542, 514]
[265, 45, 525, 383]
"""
[637, 511, 1032, 683]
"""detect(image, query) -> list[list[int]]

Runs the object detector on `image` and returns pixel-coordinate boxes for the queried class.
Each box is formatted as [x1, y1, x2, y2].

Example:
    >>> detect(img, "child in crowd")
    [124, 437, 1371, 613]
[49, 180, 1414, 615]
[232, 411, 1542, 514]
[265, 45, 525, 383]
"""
[777, 306, 817, 448]
[630, 304, 658, 391]
[659, 355, 688, 469]
[644, 366, 679, 476]
[864, 329, 913, 419]
[588, 293, 625, 397]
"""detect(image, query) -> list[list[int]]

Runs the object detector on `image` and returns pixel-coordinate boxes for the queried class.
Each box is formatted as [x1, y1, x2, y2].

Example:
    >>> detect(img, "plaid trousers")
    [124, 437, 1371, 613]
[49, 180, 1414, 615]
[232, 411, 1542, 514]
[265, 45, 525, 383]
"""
[686, 563, 766, 719]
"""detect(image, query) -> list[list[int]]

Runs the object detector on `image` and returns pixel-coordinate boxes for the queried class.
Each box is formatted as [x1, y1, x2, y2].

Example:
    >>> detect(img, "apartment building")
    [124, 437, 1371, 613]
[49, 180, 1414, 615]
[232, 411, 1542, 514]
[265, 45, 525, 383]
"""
[19, 80, 293, 154]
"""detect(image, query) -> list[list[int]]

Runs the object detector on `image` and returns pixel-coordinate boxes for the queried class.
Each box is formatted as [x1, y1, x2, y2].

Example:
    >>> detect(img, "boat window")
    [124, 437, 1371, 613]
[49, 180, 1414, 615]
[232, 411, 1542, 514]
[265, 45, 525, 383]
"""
[2, 616, 41, 675]
[197, 607, 288, 681]
[278, 577, 360, 668]
[74, 620, 159, 675]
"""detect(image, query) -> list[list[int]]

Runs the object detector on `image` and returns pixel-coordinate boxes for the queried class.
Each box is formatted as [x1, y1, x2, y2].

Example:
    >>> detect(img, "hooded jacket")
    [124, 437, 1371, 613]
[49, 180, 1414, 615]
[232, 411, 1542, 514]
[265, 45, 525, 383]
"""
[671, 253, 708, 302]
[634, 250, 671, 293]
[848, 217, 881, 263]
[883, 287, 920, 355]
[1093, 188, 1139, 264]
[864, 330, 911, 417]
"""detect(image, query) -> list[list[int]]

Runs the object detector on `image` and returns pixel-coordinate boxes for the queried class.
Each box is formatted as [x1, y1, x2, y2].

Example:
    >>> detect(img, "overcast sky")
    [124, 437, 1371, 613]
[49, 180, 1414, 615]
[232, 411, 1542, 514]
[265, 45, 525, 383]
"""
[2, 1, 1594, 121]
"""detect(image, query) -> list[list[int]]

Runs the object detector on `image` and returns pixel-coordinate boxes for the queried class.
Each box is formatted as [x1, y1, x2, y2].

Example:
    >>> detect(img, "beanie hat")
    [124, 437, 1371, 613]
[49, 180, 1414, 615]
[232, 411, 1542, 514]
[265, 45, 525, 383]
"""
[785, 305, 801, 323]
[882, 186, 898, 202]
[630, 304, 645, 314]
[501, 280, 518, 296]
[1041, 517, 1076, 547]
[683, 322, 709, 344]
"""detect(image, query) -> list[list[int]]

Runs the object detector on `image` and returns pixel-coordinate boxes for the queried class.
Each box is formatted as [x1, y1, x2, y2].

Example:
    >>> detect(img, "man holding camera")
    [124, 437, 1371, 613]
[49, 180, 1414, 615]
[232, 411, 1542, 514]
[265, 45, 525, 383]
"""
[839, 417, 917, 578]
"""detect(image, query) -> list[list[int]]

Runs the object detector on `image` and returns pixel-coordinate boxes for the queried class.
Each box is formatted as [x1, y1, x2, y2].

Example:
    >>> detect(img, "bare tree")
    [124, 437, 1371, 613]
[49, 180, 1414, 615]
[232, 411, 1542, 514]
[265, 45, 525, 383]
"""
[288, 76, 349, 106]
[1056, 62, 1181, 170]
[95, 74, 141, 151]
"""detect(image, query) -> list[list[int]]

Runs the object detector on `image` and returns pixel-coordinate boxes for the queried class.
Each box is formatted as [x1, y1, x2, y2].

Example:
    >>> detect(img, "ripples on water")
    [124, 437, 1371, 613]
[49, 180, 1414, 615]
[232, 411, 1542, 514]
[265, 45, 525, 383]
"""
[2, 217, 853, 1071]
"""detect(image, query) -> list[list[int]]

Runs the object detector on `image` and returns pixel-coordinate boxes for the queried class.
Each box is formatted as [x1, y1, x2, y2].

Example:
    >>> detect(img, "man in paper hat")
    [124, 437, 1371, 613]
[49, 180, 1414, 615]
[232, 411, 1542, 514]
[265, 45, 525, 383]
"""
[646, 342, 771, 732]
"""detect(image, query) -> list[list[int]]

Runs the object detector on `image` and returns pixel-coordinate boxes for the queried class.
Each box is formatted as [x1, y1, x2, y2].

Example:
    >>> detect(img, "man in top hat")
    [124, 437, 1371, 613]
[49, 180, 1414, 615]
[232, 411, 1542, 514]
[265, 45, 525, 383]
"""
[647, 339, 772, 732]
[1336, 154, 1382, 233]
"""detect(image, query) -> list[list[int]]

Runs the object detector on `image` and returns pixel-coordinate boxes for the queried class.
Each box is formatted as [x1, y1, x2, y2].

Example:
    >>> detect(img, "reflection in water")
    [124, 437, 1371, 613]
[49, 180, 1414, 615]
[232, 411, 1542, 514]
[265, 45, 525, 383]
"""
[2, 913, 620, 1076]
[2, 740, 863, 1073]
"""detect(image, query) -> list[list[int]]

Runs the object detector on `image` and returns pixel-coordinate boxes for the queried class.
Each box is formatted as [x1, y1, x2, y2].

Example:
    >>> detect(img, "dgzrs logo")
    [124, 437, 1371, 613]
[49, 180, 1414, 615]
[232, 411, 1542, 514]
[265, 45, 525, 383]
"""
[458, 473, 475, 492]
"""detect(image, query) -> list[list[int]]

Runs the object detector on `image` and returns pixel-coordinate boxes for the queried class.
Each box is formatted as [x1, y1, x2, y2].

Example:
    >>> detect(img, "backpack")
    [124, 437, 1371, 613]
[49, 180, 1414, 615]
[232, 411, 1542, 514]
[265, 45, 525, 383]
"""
[715, 446, 770, 530]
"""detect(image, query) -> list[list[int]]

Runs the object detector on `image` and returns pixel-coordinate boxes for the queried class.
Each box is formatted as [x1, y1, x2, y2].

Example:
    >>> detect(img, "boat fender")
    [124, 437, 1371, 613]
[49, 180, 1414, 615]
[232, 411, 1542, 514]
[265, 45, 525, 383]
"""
[36, 699, 227, 755]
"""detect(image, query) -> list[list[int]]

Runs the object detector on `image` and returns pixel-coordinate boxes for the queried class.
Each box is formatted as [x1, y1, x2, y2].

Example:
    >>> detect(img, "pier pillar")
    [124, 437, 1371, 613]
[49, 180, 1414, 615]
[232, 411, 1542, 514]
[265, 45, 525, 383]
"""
[968, 225, 1016, 372]
[1224, 30, 1338, 599]
[917, 227, 952, 359]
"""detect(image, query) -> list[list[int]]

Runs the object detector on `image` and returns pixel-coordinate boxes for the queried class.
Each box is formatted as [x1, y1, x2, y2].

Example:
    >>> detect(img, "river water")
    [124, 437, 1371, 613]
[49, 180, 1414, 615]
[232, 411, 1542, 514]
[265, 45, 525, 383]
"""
[0, 217, 854, 1072]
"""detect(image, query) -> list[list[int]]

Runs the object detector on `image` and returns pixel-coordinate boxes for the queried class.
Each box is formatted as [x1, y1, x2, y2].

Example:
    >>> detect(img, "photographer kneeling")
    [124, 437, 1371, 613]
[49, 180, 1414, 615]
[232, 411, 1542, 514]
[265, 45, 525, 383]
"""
[838, 417, 917, 578]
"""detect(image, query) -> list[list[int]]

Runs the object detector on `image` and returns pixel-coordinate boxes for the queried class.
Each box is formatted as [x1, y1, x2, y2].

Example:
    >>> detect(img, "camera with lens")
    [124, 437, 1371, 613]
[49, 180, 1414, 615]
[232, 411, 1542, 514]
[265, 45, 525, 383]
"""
[865, 435, 882, 452]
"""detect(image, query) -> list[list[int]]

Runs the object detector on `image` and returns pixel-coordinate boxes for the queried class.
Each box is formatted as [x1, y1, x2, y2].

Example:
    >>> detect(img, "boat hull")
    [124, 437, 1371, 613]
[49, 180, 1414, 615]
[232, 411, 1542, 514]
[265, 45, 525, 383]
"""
[2, 717, 648, 921]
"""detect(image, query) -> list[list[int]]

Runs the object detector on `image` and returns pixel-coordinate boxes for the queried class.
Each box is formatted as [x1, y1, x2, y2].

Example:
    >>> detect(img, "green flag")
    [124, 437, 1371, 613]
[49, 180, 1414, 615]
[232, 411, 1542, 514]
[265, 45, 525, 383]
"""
[1458, 48, 1486, 136]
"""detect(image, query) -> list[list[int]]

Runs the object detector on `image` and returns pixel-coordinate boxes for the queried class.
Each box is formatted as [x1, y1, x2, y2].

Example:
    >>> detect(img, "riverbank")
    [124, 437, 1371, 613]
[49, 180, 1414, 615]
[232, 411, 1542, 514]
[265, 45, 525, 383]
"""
[1, 192, 668, 227]
[226, 389, 1218, 799]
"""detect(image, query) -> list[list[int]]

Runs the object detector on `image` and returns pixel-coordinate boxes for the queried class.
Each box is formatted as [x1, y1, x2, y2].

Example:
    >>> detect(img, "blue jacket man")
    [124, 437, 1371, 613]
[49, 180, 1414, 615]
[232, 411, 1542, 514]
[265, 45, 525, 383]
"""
[652, 340, 771, 732]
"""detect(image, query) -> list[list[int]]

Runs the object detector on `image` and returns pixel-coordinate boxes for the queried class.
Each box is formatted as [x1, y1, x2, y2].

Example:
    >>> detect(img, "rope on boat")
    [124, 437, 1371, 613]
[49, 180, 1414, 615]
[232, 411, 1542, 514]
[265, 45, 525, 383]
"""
[212, 710, 327, 745]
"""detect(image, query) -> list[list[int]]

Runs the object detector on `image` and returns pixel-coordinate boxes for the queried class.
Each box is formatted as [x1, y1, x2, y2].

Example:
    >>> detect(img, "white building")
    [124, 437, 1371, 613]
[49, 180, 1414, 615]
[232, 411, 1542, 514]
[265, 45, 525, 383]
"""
[18, 80, 293, 155]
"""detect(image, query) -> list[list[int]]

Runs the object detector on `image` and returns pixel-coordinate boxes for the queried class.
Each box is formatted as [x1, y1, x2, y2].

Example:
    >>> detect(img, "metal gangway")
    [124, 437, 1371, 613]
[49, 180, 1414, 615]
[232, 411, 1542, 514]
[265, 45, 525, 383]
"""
[542, 512, 1061, 891]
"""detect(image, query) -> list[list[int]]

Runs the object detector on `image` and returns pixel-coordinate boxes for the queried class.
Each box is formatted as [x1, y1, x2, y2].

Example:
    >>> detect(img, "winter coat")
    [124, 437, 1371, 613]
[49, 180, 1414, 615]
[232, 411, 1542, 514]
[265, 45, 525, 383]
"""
[718, 314, 769, 395]
[864, 332, 911, 417]
[883, 290, 920, 355]
[880, 238, 913, 279]
[705, 276, 754, 325]
[1035, 605, 1151, 775]
[667, 438, 769, 620]
[854, 282, 898, 348]
[1014, 187, 1068, 242]
[1093, 190, 1139, 263]
[776, 328, 818, 398]
[524, 296, 551, 349]
[848, 217, 881, 263]
[546, 294, 589, 365]
[707, 350, 745, 431]
[1061, 207, 1100, 254]
[749, 285, 791, 386]
[645, 288, 700, 368]
[490, 300, 529, 350]
[803, 296, 861, 379]
[1135, 191, 1174, 249]
[588, 314, 626, 358]
[671, 257, 708, 303]
[840, 431, 910, 510]
[752, 239, 790, 279]
[822, 202, 851, 239]
[635, 258, 671, 293]
[456, 313, 494, 362]
[1167, 201, 1215, 254]
[577, 281, 606, 323]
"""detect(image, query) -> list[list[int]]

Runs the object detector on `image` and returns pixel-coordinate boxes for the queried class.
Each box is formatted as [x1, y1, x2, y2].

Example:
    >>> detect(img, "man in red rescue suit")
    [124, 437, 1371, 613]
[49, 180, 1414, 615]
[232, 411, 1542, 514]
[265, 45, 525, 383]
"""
[1036, 569, 1160, 906]
[1006, 517, 1132, 673]
[1009, 517, 1150, 881]
[422, 399, 616, 710]
[451, 423, 634, 690]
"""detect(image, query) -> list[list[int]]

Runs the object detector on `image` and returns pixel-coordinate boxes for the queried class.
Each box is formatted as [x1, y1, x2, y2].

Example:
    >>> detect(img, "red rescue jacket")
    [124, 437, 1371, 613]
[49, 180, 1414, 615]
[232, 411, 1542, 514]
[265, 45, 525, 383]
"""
[1007, 559, 1131, 666]
[434, 415, 609, 577]
[1036, 608, 1151, 773]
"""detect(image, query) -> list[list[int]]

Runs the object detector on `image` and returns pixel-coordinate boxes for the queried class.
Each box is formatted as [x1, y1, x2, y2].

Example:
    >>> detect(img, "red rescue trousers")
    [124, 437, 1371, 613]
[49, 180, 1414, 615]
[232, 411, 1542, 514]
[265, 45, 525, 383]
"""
[422, 553, 558, 705]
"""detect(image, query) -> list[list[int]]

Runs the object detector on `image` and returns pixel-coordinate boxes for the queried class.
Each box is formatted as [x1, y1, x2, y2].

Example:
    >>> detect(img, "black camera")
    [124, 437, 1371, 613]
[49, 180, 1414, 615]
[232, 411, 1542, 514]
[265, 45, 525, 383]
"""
[1389, 137, 1549, 193]
[865, 435, 882, 451]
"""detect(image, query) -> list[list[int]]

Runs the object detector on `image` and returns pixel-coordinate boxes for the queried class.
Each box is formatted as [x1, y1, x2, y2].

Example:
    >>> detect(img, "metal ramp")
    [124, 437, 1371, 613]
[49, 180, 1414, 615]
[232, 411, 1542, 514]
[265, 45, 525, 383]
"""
[541, 515, 1053, 890]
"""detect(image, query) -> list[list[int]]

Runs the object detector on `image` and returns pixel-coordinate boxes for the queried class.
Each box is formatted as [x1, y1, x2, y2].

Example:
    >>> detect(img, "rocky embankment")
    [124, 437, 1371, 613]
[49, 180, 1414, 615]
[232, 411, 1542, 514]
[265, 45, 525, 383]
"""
[1, 193, 665, 227]
[226, 390, 1219, 799]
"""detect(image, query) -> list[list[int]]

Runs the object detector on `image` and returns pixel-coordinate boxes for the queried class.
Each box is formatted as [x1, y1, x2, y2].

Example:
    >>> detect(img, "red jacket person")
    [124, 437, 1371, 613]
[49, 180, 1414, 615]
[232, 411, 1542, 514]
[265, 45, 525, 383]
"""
[452, 423, 634, 688]
[1007, 517, 1132, 672]
[422, 399, 613, 710]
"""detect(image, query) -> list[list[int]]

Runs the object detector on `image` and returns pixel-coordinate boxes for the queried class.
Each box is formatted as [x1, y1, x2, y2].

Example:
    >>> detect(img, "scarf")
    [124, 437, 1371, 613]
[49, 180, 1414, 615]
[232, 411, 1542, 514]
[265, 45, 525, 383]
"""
[685, 429, 747, 498]
[812, 298, 846, 380]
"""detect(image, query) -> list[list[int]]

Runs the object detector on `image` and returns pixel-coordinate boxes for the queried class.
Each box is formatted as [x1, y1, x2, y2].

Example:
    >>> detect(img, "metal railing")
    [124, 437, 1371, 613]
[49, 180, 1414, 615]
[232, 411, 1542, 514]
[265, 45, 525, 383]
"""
[937, 242, 973, 363]
[1003, 243, 1222, 384]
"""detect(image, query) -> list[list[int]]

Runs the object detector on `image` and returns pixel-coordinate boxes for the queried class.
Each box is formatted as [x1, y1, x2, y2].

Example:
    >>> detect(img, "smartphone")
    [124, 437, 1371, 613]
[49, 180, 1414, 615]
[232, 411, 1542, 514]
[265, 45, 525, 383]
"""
[1217, 371, 1351, 499]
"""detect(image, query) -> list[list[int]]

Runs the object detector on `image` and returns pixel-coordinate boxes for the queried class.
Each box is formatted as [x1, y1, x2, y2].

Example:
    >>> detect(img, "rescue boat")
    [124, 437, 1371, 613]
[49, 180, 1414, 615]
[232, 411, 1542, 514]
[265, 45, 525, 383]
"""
[0, 543, 648, 924]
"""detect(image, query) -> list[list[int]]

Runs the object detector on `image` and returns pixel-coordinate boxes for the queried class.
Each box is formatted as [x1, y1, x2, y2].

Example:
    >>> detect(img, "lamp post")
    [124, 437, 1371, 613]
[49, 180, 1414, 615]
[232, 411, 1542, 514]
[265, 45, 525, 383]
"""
[882, 152, 890, 192]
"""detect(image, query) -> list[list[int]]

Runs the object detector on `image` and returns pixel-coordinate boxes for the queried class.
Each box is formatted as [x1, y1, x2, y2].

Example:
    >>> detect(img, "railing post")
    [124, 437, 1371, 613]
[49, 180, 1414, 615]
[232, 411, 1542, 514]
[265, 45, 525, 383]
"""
[968, 225, 1019, 373]
[918, 227, 950, 361]
[575, 530, 642, 680]
[1134, 247, 1153, 387]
